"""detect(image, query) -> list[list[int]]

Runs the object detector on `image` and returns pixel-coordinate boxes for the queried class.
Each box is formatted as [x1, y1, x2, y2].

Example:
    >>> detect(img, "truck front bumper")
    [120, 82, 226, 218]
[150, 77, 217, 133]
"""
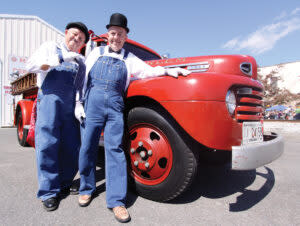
[231, 132, 284, 170]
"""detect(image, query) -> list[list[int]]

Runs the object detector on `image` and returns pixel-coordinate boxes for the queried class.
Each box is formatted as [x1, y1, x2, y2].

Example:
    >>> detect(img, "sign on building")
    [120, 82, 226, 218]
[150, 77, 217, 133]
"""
[9, 55, 28, 79]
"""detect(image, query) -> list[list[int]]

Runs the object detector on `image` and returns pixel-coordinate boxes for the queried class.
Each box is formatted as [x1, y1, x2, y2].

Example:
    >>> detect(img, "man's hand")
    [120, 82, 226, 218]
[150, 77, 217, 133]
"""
[40, 64, 50, 71]
[166, 68, 191, 78]
[75, 102, 86, 124]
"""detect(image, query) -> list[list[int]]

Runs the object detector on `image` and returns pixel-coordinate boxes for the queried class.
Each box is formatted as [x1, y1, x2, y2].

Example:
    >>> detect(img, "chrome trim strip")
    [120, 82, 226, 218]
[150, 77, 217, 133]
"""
[187, 69, 209, 72]
[187, 65, 209, 70]
[164, 62, 209, 68]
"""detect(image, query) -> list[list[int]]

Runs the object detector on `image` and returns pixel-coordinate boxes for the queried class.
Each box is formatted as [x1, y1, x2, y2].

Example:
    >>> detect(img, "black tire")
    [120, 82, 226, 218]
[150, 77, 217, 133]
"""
[126, 107, 198, 201]
[16, 111, 29, 147]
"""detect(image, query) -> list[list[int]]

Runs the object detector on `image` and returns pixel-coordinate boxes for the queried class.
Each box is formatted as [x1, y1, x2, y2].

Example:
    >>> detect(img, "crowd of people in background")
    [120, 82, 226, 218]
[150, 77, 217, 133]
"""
[263, 107, 300, 120]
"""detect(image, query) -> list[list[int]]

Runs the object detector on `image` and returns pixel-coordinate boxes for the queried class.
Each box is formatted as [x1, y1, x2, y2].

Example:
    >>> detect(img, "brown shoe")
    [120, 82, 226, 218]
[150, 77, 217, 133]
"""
[112, 206, 131, 223]
[78, 195, 92, 207]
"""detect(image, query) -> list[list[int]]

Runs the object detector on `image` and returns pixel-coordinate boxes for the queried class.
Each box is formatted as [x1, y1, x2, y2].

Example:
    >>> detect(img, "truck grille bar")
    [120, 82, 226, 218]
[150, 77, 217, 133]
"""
[235, 86, 263, 122]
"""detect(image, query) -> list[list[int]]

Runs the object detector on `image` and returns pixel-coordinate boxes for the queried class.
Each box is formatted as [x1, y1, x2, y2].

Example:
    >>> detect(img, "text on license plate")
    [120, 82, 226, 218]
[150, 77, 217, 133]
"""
[242, 121, 263, 145]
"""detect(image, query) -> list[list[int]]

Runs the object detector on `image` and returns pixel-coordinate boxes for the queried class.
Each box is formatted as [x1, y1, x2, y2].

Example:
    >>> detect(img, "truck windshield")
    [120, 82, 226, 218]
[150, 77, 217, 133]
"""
[123, 43, 161, 61]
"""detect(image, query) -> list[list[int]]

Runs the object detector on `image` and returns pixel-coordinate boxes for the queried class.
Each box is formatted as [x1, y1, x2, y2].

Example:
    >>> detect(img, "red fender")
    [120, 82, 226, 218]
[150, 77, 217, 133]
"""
[15, 99, 34, 129]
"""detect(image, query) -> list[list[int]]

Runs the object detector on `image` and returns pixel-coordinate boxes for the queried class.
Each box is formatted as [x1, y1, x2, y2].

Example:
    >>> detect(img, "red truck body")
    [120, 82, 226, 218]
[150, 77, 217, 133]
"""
[12, 34, 284, 201]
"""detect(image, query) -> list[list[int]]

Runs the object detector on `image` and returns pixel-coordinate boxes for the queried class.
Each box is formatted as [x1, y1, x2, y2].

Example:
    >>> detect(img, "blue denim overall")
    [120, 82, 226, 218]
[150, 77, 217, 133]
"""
[35, 48, 81, 201]
[79, 47, 128, 208]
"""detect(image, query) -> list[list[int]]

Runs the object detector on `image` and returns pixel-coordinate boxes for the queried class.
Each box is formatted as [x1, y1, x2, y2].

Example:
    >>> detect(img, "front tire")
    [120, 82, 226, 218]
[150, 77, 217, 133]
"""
[126, 107, 198, 201]
[17, 111, 28, 147]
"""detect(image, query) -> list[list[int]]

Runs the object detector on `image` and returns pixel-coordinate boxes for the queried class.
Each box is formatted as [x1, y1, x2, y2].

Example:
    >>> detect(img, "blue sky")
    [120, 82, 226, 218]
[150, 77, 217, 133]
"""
[2, 0, 300, 67]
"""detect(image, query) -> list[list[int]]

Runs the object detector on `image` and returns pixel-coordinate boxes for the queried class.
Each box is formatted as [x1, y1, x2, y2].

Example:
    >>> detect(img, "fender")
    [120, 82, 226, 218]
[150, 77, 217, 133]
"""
[127, 73, 263, 150]
[15, 99, 34, 129]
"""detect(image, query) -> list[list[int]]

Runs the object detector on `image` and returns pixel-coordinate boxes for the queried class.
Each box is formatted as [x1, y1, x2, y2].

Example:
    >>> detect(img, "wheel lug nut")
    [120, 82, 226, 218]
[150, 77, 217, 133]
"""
[140, 151, 146, 158]
[145, 162, 150, 168]
[130, 148, 135, 154]
[148, 150, 152, 156]
[138, 141, 143, 147]
[134, 161, 139, 167]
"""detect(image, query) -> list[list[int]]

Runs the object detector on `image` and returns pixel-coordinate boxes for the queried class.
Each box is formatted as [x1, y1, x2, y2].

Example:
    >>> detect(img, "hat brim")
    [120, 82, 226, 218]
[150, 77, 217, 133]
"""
[106, 24, 129, 33]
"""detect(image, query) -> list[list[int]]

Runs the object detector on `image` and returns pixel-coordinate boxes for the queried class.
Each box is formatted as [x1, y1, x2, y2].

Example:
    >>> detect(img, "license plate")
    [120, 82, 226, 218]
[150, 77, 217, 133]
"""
[242, 121, 263, 145]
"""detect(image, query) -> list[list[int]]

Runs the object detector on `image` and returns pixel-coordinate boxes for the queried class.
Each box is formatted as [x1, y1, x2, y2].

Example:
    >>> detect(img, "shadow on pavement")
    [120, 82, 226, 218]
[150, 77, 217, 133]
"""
[169, 163, 275, 212]
[92, 148, 275, 211]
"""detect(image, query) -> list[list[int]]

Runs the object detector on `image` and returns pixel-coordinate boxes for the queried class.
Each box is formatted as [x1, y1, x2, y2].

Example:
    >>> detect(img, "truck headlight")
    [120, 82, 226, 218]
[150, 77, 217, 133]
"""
[226, 90, 236, 115]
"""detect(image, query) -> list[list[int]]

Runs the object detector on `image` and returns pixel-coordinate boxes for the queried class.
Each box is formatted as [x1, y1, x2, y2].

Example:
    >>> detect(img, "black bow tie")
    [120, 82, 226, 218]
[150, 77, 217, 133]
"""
[108, 47, 121, 54]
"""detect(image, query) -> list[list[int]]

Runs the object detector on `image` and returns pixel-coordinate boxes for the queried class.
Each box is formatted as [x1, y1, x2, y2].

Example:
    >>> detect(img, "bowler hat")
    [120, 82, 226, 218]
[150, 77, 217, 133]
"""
[66, 22, 90, 43]
[106, 13, 129, 33]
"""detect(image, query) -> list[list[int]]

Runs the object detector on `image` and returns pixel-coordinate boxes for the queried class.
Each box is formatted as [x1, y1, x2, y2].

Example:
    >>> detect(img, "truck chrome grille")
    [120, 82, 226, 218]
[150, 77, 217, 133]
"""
[235, 86, 263, 122]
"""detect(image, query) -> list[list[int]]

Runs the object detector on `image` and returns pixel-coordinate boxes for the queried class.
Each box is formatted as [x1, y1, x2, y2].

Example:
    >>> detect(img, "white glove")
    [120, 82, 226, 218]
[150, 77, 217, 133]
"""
[166, 68, 191, 78]
[62, 51, 82, 62]
[74, 102, 86, 124]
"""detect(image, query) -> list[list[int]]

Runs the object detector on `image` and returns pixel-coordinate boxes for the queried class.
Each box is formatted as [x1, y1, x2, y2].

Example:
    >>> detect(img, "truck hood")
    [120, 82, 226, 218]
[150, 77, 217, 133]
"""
[146, 55, 258, 80]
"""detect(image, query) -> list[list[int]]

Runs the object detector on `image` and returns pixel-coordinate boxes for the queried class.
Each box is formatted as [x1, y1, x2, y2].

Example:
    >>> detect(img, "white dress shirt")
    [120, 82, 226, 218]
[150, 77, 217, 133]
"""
[26, 41, 82, 88]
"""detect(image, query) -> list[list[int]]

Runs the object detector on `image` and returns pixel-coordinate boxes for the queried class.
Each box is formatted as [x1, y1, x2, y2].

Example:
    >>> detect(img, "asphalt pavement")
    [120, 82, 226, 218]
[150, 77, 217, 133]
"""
[0, 127, 299, 225]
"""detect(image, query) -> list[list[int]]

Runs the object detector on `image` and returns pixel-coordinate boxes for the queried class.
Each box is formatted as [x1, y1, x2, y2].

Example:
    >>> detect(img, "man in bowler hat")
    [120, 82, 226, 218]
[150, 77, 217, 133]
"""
[26, 22, 89, 211]
[78, 13, 190, 223]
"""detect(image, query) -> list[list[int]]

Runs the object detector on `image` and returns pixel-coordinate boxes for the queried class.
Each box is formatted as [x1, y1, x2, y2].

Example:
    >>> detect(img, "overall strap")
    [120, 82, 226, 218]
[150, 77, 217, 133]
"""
[56, 47, 63, 63]
[123, 50, 129, 60]
[74, 58, 86, 99]
[99, 46, 105, 56]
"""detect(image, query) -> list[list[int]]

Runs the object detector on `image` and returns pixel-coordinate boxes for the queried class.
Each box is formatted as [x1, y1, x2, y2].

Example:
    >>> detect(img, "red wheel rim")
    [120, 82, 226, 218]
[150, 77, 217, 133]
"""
[128, 123, 173, 185]
[18, 116, 23, 140]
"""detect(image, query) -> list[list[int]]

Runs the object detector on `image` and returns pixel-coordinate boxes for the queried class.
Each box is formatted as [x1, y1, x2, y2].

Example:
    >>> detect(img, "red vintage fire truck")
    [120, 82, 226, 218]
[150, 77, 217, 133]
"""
[11, 34, 284, 202]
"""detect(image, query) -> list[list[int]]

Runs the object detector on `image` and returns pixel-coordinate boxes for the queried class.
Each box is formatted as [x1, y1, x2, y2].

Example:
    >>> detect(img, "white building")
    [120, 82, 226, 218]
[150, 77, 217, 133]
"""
[258, 61, 300, 95]
[0, 14, 64, 127]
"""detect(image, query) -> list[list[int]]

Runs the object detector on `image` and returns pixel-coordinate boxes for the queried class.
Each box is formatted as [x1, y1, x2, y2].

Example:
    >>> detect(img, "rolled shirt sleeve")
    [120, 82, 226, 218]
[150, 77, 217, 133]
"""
[26, 41, 61, 87]
[26, 41, 60, 74]
[83, 46, 167, 97]
[127, 54, 166, 79]
[26, 41, 86, 88]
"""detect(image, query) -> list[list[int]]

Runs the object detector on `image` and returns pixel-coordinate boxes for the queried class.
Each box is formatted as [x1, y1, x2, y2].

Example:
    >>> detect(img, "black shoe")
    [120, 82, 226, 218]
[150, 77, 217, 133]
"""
[61, 184, 79, 196]
[69, 184, 79, 195]
[43, 197, 59, 211]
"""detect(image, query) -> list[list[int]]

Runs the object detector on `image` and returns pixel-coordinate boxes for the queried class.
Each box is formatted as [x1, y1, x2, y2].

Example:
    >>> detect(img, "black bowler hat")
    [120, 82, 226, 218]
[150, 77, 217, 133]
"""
[66, 22, 90, 43]
[106, 13, 130, 33]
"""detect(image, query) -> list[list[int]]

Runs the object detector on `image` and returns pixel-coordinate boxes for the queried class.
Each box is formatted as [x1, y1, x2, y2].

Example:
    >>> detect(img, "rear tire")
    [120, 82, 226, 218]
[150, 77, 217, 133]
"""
[17, 111, 28, 147]
[126, 107, 198, 201]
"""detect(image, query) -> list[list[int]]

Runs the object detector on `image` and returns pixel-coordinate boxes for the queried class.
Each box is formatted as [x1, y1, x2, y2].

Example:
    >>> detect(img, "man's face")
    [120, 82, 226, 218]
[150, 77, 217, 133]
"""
[65, 28, 86, 52]
[107, 26, 127, 52]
